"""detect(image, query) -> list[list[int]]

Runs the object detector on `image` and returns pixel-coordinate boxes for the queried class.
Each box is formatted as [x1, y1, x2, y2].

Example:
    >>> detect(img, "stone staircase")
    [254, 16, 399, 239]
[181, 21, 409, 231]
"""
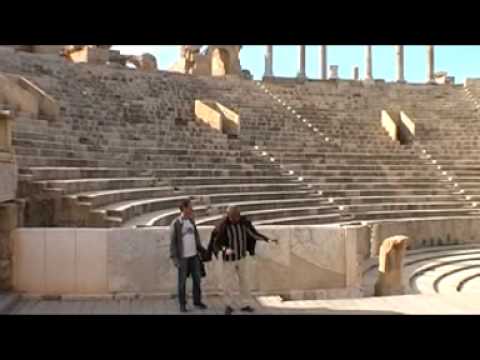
[259, 80, 480, 223]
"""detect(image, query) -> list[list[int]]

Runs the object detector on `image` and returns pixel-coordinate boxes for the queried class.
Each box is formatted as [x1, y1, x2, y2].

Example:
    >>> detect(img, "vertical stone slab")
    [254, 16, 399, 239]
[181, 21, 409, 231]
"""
[45, 229, 76, 294]
[13, 228, 46, 293]
[343, 224, 368, 288]
[107, 228, 144, 293]
[252, 226, 292, 293]
[76, 229, 108, 294]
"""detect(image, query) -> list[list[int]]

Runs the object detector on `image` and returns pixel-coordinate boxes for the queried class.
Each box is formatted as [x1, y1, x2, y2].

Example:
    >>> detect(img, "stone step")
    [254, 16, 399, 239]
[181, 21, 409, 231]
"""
[69, 186, 179, 208]
[344, 201, 471, 213]
[91, 195, 192, 226]
[409, 254, 480, 294]
[177, 182, 309, 195]
[362, 247, 480, 296]
[287, 164, 438, 171]
[166, 176, 294, 186]
[291, 169, 441, 177]
[253, 213, 343, 225]
[14, 139, 245, 157]
[19, 167, 142, 181]
[191, 190, 321, 204]
[459, 274, 480, 293]
[154, 168, 284, 178]
[312, 176, 442, 183]
[195, 205, 340, 226]
[94, 189, 323, 227]
[310, 181, 450, 190]
[434, 263, 480, 294]
[125, 197, 332, 227]
[354, 208, 480, 222]
[333, 194, 466, 205]
[322, 188, 460, 197]
[35, 177, 158, 194]
[16, 156, 105, 168]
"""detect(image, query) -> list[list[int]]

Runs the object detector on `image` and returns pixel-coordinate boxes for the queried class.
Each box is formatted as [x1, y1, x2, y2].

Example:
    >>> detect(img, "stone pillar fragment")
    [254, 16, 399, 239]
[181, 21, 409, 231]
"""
[264, 45, 273, 77]
[396, 45, 405, 83]
[319, 45, 327, 79]
[298, 45, 306, 79]
[365, 45, 373, 80]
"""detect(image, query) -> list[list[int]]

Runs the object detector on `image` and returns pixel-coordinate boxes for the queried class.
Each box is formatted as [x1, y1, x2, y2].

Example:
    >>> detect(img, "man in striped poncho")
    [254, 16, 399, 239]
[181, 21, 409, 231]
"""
[209, 206, 278, 315]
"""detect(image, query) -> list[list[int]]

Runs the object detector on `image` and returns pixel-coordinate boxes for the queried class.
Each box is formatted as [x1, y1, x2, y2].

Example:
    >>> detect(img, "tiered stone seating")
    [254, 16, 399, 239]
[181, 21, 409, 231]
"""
[3, 50, 480, 227]
[260, 80, 480, 223]
[0, 52, 319, 227]
[362, 244, 480, 296]
[398, 85, 480, 209]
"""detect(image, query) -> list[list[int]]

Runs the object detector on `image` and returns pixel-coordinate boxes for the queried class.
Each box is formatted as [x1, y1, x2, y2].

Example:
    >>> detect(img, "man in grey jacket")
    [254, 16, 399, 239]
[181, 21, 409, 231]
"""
[170, 199, 208, 313]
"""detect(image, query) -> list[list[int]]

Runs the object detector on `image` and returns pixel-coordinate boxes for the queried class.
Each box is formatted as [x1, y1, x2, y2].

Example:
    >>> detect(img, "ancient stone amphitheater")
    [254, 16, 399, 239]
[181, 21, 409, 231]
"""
[1, 46, 480, 314]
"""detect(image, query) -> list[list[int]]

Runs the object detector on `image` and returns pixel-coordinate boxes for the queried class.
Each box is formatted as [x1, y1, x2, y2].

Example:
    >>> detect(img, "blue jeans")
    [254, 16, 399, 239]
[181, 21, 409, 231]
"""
[177, 255, 202, 306]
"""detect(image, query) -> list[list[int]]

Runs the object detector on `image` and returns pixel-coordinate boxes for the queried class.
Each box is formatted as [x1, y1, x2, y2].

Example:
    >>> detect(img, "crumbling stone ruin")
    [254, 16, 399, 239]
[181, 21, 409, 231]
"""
[170, 45, 243, 76]
[374, 235, 408, 296]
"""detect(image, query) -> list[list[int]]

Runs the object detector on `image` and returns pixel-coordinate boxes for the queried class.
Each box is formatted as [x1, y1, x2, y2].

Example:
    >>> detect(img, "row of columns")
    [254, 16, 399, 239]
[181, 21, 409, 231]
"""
[264, 46, 436, 83]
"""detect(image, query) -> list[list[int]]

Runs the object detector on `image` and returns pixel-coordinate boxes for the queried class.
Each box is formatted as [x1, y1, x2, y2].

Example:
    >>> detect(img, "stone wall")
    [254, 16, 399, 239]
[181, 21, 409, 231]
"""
[13, 218, 480, 297]
[11, 225, 361, 297]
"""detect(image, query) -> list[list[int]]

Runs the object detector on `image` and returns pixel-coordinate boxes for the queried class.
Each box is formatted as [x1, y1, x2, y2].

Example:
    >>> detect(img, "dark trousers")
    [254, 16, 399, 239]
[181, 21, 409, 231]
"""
[177, 255, 202, 306]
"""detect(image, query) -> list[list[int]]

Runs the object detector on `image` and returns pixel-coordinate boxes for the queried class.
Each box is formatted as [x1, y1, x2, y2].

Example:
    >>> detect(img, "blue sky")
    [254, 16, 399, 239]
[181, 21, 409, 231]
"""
[113, 46, 480, 83]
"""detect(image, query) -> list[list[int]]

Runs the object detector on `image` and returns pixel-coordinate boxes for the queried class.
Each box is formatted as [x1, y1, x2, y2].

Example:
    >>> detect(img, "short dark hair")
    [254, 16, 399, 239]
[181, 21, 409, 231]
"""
[179, 199, 192, 212]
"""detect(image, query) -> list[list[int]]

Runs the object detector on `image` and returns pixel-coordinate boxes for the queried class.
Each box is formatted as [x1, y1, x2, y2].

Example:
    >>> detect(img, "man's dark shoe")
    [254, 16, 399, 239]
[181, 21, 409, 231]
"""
[194, 302, 208, 310]
[225, 306, 234, 315]
[241, 306, 255, 313]
[180, 305, 188, 313]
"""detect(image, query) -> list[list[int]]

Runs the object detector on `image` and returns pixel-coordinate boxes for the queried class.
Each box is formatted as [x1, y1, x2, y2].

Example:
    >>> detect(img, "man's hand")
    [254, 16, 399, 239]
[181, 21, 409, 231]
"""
[225, 248, 235, 256]
[269, 239, 279, 245]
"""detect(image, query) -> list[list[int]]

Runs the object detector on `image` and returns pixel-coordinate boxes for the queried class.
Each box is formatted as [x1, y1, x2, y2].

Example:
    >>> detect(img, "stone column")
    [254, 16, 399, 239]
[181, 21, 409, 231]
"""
[352, 66, 359, 80]
[365, 45, 373, 80]
[298, 45, 306, 79]
[264, 45, 273, 77]
[395, 45, 405, 83]
[427, 45, 435, 83]
[319, 45, 327, 79]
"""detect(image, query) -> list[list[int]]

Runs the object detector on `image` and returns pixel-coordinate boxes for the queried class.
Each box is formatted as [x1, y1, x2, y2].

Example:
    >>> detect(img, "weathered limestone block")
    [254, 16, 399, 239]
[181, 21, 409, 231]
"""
[194, 100, 240, 136]
[170, 45, 242, 77]
[126, 53, 158, 72]
[0, 74, 59, 121]
[374, 235, 408, 296]
[63, 45, 110, 65]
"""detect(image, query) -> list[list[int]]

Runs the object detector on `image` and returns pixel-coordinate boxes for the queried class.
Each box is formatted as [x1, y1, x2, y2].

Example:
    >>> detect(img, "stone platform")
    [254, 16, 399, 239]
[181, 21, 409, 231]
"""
[3, 293, 480, 315]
